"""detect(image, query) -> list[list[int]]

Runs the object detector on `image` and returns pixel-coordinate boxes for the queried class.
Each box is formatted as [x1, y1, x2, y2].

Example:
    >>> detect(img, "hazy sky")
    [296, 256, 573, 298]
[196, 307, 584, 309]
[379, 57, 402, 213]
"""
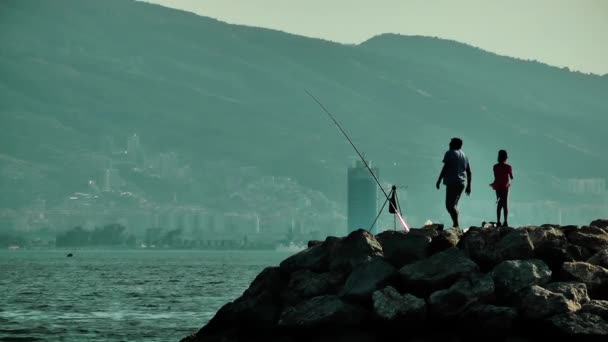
[146, 0, 608, 75]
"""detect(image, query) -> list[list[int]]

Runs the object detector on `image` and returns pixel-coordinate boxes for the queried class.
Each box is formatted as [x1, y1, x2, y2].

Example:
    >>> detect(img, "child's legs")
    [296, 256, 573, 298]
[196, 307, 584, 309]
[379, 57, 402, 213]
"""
[499, 188, 509, 222]
[495, 190, 502, 222]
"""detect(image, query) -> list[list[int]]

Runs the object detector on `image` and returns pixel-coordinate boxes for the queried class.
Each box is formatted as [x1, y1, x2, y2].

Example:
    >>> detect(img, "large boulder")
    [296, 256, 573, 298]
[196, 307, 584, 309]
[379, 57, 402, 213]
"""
[243, 267, 286, 298]
[543, 282, 590, 305]
[590, 219, 608, 229]
[375, 230, 429, 268]
[427, 227, 464, 255]
[491, 259, 552, 301]
[519, 285, 580, 319]
[278, 295, 366, 328]
[328, 229, 383, 273]
[527, 227, 575, 272]
[587, 249, 608, 268]
[581, 300, 608, 319]
[280, 236, 341, 273]
[546, 312, 608, 336]
[399, 247, 478, 297]
[372, 286, 426, 321]
[428, 273, 495, 318]
[560, 262, 608, 296]
[458, 226, 512, 271]
[281, 270, 345, 305]
[340, 257, 396, 301]
[567, 226, 608, 252]
[199, 290, 281, 335]
[494, 229, 535, 261]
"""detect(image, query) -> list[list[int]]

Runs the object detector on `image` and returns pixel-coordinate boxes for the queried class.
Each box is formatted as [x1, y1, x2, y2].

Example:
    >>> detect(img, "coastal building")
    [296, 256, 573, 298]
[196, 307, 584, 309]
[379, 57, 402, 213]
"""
[347, 159, 378, 234]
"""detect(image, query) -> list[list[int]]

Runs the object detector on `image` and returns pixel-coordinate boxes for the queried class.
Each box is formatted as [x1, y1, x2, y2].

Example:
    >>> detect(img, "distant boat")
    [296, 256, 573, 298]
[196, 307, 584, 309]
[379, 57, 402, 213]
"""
[275, 241, 306, 253]
[8, 245, 20, 251]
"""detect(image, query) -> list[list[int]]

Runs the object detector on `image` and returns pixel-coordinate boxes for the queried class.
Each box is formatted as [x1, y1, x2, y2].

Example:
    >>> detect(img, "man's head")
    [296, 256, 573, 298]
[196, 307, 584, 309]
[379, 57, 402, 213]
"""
[449, 137, 463, 150]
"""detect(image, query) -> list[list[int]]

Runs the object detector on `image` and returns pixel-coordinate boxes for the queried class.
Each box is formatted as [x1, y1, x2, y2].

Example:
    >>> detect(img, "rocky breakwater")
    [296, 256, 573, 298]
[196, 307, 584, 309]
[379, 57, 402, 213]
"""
[181, 220, 608, 341]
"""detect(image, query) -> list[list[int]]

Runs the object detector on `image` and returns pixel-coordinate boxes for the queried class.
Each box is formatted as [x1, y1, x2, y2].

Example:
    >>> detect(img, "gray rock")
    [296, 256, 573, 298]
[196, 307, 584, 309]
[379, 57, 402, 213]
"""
[543, 282, 590, 305]
[372, 286, 426, 321]
[495, 229, 535, 261]
[428, 227, 464, 255]
[546, 312, 608, 336]
[282, 269, 345, 305]
[280, 236, 341, 273]
[328, 229, 383, 273]
[581, 300, 608, 319]
[243, 266, 285, 298]
[340, 257, 396, 301]
[399, 247, 478, 297]
[567, 226, 608, 252]
[587, 249, 608, 268]
[278, 295, 366, 327]
[519, 285, 580, 319]
[428, 273, 495, 317]
[491, 259, 552, 300]
[200, 290, 281, 335]
[560, 262, 608, 292]
[375, 230, 429, 268]
[458, 226, 515, 270]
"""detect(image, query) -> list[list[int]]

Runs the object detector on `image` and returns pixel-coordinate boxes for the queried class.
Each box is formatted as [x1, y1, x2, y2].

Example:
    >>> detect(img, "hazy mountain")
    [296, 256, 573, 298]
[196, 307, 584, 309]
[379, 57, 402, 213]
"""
[1, 0, 607, 228]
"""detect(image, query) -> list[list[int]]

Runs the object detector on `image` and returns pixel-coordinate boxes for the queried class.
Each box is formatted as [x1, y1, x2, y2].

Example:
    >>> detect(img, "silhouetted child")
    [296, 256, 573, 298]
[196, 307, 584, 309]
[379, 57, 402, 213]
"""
[490, 150, 513, 227]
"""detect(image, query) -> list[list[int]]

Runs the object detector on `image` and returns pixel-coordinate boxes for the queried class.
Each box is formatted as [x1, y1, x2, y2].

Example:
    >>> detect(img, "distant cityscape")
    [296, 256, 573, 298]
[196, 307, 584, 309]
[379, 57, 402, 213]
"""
[1, 133, 607, 250]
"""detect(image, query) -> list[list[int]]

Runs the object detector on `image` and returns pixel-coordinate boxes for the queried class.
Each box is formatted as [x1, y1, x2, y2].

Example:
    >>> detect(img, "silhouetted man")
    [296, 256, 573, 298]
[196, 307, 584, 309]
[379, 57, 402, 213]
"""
[436, 137, 472, 228]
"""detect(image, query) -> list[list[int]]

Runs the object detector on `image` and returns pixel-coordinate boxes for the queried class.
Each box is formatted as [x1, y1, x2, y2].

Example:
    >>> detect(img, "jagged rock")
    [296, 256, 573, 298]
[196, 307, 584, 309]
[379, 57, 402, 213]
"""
[428, 227, 464, 255]
[519, 285, 580, 319]
[590, 219, 608, 229]
[587, 249, 608, 268]
[281, 270, 345, 305]
[491, 259, 552, 301]
[243, 267, 285, 298]
[428, 273, 495, 318]
[307, 240, 323, 248]
[560, 225, 581, 234]
[461, 305, 518, 335]
[375, 230, 429, 268]
[340, 257, 396, 301]
[399, 247, 478, 297]
[278, 295, 366, 328]
[279, 236, 341, 273]
[546, 312, 608, 336]
[495, 229, 535, 261]
[328, 229, 383, 273]
[458, 226, 512, 270]
[581, 300, 608, 319]
[526, 227, 575, 272]
[200, 290, 281, 335]
[567, 226, 608, 252]
[560, 262, 608, 294]
[372, 286, 426, 321]
[543, 282, 590, 305]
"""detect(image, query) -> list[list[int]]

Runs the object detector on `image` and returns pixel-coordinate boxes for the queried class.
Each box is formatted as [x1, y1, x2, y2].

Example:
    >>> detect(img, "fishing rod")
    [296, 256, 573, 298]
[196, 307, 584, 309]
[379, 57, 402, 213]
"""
[305, 90, 410, 233]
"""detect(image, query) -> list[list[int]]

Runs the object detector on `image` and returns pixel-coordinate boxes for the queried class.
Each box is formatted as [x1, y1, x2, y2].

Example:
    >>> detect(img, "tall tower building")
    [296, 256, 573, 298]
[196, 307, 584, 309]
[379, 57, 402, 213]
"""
[347, 159, 378, 234]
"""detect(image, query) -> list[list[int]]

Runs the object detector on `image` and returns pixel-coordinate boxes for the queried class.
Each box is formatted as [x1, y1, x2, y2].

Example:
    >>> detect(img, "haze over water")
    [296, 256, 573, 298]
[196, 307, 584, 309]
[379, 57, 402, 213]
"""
[0, 250, 289, 342]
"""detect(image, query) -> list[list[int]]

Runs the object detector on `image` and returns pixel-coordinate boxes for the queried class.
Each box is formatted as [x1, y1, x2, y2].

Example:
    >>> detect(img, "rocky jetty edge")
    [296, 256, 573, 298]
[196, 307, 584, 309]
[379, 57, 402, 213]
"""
[181, 219, 608, 342]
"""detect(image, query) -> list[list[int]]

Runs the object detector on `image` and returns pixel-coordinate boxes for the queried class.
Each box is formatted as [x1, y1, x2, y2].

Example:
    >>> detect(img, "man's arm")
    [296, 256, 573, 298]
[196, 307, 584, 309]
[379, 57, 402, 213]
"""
[509, 165, 514, 180]
[436, 164, 446, 189]
[466, 163, 472, 195]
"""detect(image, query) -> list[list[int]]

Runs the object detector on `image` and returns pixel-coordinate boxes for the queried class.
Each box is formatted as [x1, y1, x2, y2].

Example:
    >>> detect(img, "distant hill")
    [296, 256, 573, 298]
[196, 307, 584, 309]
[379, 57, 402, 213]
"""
[1, 0, 607, 228]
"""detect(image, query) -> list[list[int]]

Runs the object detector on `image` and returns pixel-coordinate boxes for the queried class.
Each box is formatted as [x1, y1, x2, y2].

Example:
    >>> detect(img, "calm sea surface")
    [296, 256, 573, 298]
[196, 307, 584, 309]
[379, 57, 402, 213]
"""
[0, 250, 291, 342]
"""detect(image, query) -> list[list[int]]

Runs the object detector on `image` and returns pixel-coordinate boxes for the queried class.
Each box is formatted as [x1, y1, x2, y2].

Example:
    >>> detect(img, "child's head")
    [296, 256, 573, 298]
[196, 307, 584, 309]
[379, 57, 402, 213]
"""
[498, 149, 508, 163]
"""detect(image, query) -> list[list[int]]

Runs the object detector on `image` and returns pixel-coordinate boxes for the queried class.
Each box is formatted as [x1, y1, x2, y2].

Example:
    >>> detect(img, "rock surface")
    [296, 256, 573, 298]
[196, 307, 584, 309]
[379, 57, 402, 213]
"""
[183, 221, 608, 342]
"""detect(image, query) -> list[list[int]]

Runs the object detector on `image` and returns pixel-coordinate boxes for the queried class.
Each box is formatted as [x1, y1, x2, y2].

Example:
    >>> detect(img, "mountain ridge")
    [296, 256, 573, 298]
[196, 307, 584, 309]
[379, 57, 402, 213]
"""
[1, 0, 607, 230]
